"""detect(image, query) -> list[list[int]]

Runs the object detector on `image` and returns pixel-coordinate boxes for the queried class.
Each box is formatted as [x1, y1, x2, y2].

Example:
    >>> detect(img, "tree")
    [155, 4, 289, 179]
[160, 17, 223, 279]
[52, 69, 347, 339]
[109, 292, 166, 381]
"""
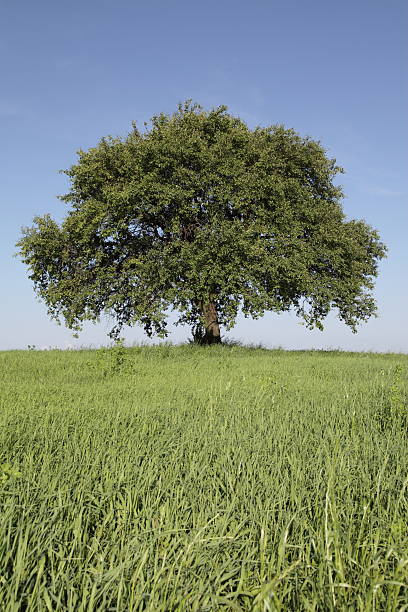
[18, 101, 387, 344]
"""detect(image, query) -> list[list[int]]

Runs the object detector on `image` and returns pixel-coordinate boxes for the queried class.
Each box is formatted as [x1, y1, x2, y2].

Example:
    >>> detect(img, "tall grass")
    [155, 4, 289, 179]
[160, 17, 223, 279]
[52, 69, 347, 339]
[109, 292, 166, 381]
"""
[1, 345, 407, 610]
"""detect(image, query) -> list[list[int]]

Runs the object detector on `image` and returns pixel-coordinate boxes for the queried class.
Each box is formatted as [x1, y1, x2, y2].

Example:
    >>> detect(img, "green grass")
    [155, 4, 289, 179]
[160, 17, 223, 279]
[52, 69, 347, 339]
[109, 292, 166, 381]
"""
[1, 344, 407, 610]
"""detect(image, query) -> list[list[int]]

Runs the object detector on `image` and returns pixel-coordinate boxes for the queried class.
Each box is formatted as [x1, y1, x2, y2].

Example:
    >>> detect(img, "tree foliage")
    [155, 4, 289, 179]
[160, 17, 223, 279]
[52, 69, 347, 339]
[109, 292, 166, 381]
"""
[18, 101, 387, 343]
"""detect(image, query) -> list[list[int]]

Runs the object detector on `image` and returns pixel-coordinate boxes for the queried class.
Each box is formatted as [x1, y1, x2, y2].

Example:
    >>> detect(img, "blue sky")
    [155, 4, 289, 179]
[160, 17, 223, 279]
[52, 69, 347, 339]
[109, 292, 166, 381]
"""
[1, 0, 407, 351]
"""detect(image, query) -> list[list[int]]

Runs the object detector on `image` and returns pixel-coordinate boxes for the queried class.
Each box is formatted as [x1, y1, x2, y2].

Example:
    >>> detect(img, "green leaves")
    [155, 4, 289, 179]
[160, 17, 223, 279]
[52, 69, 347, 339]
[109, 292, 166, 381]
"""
[0, 463, 22, 484]
[17, 101, 387, 340]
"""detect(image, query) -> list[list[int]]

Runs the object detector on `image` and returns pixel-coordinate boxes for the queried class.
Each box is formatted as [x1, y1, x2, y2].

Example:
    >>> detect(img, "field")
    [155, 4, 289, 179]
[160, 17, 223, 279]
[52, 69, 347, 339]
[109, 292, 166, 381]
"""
[1, 344, 407, 610]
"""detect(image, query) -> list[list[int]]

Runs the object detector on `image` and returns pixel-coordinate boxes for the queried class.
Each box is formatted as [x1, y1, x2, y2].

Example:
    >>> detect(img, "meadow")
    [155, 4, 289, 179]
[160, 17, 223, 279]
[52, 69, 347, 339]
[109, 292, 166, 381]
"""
[1, 344, 407, 611]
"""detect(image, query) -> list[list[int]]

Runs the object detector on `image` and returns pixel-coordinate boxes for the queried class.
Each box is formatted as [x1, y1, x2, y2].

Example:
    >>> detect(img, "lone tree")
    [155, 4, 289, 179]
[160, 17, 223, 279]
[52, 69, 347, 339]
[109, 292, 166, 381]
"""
[18, 102, 386, 344]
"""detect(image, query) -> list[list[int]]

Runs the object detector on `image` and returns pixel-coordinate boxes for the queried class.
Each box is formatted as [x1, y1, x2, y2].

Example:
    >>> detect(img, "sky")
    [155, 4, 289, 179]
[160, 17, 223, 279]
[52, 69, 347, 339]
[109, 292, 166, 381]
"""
[1, 0, 407, 352]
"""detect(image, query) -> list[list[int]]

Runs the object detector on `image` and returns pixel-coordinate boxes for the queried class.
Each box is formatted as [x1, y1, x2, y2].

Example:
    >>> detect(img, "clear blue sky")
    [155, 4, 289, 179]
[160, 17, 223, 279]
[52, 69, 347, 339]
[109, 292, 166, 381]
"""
[1, 0, 407, 351]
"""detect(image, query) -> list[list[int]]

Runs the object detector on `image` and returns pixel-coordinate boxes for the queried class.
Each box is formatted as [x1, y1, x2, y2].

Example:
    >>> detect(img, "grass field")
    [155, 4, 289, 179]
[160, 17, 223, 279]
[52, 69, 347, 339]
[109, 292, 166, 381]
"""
[1, 344, 407, 610]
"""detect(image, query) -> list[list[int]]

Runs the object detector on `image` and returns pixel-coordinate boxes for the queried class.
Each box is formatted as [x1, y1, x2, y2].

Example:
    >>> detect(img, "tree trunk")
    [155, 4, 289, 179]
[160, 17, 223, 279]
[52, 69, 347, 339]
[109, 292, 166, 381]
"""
[198, 299, 221, 345]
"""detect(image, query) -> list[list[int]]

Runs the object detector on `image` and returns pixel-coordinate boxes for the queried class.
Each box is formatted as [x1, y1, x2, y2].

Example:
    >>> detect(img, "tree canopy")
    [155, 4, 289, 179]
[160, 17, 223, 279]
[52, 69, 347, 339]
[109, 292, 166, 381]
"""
[18, 101, 387, 344]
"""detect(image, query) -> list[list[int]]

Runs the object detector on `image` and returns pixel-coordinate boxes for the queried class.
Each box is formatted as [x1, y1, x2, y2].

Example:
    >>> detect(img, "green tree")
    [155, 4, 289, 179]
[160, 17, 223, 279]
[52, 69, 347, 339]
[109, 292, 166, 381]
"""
[17, 102, 387, 344]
